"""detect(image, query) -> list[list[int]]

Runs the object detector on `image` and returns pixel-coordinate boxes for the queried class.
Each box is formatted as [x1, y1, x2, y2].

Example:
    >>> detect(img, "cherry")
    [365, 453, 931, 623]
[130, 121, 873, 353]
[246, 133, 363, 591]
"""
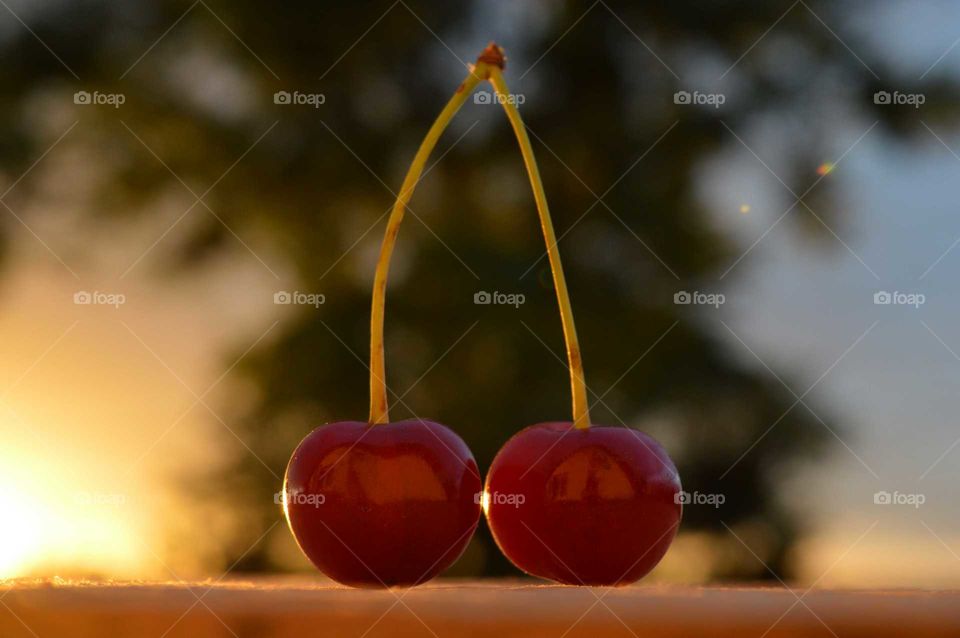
[484, 422, 681, 585]
[480, 50, 683, 585]
[283, 419, 480, 587]
[281, 47, 502, 587]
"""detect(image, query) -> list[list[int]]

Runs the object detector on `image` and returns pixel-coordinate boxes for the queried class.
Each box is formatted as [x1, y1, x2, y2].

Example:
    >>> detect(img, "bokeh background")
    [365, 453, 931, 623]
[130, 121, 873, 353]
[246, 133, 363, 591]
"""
[0, 0, 958, 586]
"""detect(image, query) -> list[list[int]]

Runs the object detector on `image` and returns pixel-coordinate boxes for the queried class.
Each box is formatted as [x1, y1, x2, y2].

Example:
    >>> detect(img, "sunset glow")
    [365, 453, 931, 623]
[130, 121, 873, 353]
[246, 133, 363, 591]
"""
[0, 447, 144, 578]
[0, 483, 49, 577]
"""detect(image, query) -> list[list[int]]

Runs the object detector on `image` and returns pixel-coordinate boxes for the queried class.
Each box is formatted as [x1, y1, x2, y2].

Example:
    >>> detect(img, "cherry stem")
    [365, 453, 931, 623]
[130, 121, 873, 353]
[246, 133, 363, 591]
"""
[368, 56, 492, 424]
[488, 66, 591, 430]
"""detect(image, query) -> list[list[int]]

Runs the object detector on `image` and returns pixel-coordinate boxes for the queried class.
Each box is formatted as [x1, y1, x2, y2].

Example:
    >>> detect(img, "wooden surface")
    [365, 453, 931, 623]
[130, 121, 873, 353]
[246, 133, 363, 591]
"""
[1, 579, 958, 637]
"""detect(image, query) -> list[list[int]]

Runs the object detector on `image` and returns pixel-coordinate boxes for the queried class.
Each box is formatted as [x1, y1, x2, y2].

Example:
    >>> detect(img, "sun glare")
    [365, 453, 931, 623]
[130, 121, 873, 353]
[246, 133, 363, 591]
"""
[0, 482, 52, 577]
[0, 462, 148, 579]
[0, 395, 151, 580]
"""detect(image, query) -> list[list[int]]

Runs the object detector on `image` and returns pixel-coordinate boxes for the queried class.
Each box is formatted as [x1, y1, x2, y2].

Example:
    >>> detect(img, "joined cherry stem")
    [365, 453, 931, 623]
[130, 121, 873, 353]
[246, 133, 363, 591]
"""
[487, 66, 590, 430]
[368, 43, 591, 430]
[368, 62, 486, 424]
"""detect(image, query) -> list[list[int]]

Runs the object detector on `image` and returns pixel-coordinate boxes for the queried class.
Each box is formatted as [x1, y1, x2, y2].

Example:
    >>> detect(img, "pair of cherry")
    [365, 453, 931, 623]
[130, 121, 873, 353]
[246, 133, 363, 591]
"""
[282, 45, 682, 588]
[285, 420, 681, 588]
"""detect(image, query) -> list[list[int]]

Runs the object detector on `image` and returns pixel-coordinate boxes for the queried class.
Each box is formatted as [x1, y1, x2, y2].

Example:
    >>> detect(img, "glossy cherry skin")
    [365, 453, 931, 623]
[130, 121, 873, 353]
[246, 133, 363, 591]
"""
[283, 419, 481, 587]
[484, 422, 681, 586]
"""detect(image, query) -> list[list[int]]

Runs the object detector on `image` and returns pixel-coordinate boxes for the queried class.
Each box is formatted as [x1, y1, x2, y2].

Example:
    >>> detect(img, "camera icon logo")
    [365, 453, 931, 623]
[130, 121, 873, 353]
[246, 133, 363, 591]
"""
[74, 291, 92, 304]
[673, 91, 691, 105]
[474, 91, 493, 105]
[474, 291, 492, 305]
[674, 490, 692, 505]
[674, 290, 692, 304]
[874, 91, 891, 105]
[274, 91, 291, 105]
[74, 91, 91, 105]
[873, 290, 892, 305]
[274, 291, 292, 304]
[873, 490, 891, 505]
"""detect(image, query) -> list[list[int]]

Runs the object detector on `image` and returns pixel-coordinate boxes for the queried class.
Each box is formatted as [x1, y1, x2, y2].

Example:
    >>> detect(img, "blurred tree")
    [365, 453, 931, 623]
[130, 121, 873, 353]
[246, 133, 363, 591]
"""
[1, 0, 955, 580]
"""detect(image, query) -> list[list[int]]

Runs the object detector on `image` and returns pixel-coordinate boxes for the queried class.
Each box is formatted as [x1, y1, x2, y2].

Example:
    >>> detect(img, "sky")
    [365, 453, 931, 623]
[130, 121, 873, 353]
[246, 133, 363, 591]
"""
[700, 0, 960, 586]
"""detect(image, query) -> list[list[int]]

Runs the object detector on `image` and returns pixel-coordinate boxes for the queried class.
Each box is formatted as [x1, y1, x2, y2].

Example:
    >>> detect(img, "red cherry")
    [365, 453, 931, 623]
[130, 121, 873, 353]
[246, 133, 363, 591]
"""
[283, 419, 481, 587]
[484, 422, 681, 586]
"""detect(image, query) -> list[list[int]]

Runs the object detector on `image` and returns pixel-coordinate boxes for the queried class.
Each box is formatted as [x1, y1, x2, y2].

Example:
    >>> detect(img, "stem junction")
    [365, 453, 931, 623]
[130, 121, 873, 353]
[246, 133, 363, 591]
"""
[368, 43, 591, 430]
